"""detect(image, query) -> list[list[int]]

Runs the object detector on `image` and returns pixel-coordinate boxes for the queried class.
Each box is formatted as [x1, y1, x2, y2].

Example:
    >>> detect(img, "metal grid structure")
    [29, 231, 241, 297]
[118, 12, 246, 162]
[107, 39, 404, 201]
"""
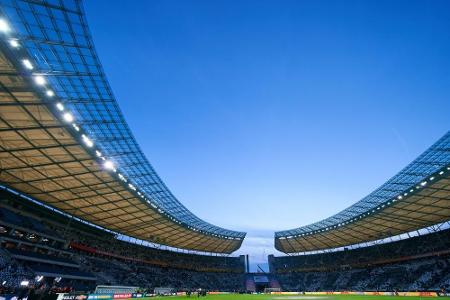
[276, 132, 450, 253]
[0, 0, 245, 253]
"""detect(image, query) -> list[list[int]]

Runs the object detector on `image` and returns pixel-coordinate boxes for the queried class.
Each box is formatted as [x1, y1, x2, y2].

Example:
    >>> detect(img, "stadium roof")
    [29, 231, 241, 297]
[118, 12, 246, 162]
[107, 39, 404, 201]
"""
[0, 0, 245, 253]
[275, 132, 450, 253]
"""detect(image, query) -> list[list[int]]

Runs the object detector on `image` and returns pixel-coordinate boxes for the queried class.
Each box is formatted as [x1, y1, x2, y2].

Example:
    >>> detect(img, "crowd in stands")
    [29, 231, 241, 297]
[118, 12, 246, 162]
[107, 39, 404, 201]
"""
[275, 256, 450, 292]
[1, 188, 450, 294]
[0, 191, 245, 293]
[80, 255, 244, 290]
[271, 228, 450, 292]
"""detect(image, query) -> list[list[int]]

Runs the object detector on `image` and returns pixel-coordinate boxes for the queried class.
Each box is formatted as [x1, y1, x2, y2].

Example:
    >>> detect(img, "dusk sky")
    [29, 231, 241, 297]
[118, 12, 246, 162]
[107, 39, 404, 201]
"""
[84, 0, 450, 268]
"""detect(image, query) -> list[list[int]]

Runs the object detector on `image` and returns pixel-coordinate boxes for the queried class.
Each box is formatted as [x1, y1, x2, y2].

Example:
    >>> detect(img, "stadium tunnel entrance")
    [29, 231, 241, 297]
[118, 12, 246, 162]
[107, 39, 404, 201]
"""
[246, 273, 271, 292]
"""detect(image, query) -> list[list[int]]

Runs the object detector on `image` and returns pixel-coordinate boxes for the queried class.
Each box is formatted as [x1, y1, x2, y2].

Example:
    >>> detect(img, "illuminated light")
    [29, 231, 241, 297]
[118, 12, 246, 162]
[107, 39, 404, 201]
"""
[9, 39, 19, 47]
[439, 171, 444, 175]
[63, 112, 74, 122]
[0, 19, 10, 33]
[1, 281, 5, 285]
[81, 134, 94, 147]
[95, 150, 102, 157]
[430, 176, 435, 181]
[104, 160, 115, 170]
[420, 181, 427, 186]
[22, 59, 33, 70]
[35, 275, 44, 282]
[46, 90, 54, 97]
[118, 173, 127, 182]
[34, 75, 46, 85]
[20, 280, 29, 287]
[72, 124, 80, 131]
[397, 195, 403, 200]
[56, 102, 64, 111]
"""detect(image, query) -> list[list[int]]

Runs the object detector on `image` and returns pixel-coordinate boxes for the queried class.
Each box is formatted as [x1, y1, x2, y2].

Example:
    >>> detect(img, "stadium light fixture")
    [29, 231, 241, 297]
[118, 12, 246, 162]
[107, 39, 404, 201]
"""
[22, 59, 33, 70]
[63, 112, 74, 122]
[82, 134, 94, 147]
[9, 39, 19, 47]
[56, 102, 64, 111]
[34, 75, 46, 85]
[118, 173, 127, 182]
[104, 160, 115, 170]
[20, 280, 29, 287]
[0, 19, 10, 33]
[46, 90, 55, 97]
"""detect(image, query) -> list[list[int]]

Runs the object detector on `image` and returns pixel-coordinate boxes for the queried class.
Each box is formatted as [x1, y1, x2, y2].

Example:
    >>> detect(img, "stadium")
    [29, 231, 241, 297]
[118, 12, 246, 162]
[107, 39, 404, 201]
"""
[0, 1, 448, 300]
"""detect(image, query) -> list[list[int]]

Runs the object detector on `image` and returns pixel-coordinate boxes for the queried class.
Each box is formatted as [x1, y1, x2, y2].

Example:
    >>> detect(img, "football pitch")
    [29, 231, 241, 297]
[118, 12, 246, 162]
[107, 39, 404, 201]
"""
[151, 295, 445, 300]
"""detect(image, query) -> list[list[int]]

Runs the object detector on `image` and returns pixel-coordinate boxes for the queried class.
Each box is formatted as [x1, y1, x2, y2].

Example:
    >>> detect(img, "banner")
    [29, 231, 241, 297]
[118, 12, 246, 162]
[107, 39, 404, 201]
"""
[87, 295, 113, 300]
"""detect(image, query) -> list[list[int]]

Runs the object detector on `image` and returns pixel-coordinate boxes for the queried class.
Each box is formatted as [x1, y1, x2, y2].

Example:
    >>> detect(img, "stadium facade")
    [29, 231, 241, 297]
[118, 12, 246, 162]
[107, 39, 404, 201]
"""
[0, 0, 449, 296]
[0, 0, 244, 254]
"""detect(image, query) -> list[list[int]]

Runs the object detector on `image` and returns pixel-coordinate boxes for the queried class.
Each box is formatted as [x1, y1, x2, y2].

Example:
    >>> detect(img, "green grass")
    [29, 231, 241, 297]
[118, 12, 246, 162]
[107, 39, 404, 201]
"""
[148, 294, 444, 300]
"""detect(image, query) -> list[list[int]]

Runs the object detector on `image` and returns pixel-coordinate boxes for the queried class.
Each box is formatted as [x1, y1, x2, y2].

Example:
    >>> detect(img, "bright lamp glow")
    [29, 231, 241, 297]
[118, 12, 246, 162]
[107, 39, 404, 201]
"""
[82, 134, 94, 147]
[34, 75, 46, 85]
[63, 112, 74, 122]
[20, 280, 29, 287]
[9, 39, 19, 47]
[56, 103, 64, 111]
[46, 90, 54, 97]
[22, 59, 33, 70]
[104, 160, 115, 170]
[0, 19, 10, 33]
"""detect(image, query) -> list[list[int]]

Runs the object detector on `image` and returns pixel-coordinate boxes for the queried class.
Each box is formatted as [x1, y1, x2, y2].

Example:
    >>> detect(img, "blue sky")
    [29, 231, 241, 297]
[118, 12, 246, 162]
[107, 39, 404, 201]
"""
[84, 0, 450, 268]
